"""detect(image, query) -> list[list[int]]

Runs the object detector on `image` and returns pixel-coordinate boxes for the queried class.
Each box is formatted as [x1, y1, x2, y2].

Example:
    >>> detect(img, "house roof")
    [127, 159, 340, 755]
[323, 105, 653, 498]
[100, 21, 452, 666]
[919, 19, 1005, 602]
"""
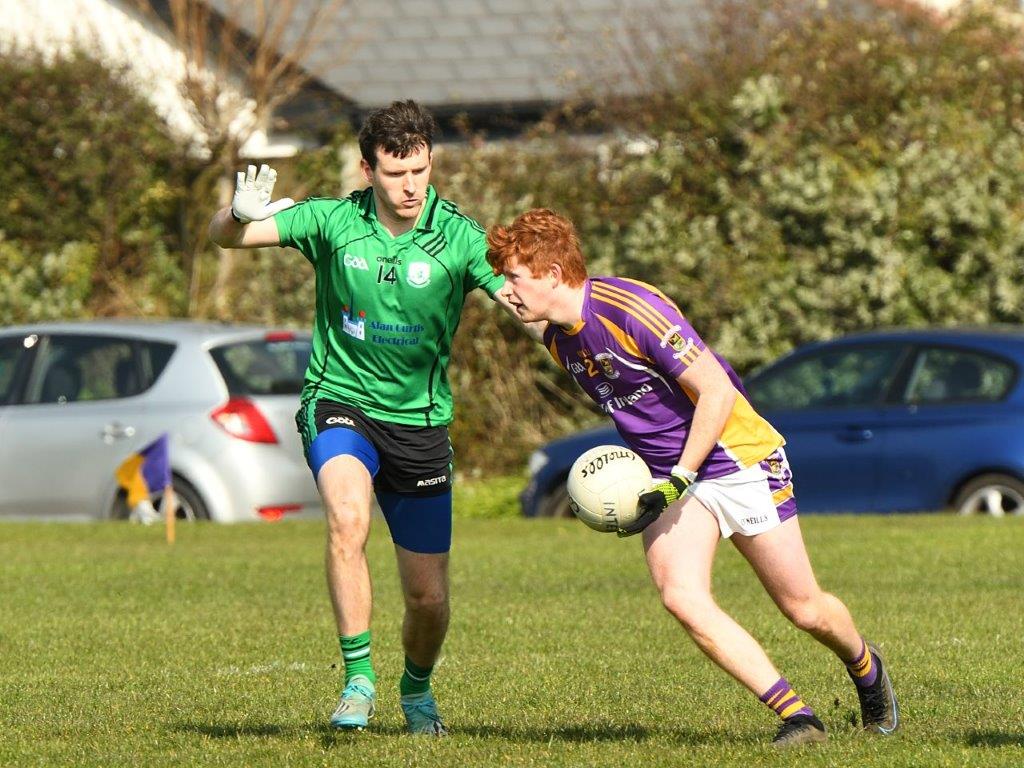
[213, 0, 696, 118]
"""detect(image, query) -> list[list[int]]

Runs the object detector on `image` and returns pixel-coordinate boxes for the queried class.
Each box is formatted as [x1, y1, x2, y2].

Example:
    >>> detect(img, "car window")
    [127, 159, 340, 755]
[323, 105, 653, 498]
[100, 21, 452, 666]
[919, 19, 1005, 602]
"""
[749, 344, 905, 410]
[209, 336, 311, 396]
[0, 335, 27, 403]
[139, 341, 176, 390]
[28, 335, 137, 404]
[904, 347, 1015, 404]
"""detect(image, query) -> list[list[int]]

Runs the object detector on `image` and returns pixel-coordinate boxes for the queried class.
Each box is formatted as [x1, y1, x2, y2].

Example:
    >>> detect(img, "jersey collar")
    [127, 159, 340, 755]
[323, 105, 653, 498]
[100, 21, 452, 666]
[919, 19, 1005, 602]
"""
[360, 185, 439, 233]
[416, 186, 439, 231]
[560, 279, 591, 336]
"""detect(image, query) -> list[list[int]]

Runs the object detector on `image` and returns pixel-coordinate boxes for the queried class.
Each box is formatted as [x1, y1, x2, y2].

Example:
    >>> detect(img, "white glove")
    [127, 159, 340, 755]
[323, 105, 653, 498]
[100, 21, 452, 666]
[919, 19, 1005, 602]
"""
[231, 164, 295, 223]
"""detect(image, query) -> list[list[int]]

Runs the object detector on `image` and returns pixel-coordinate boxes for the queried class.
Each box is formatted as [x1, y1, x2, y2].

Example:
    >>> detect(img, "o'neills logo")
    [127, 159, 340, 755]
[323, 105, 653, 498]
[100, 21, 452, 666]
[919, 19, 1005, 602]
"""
[579, 449, 636, 478]
[416, 474, 448, 487]
[600, 383, 653, 414]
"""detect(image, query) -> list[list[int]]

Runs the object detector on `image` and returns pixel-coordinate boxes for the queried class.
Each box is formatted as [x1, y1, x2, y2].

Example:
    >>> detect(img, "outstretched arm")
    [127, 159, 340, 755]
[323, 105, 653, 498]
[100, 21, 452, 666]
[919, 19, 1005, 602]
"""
[208, 164, 295, 249]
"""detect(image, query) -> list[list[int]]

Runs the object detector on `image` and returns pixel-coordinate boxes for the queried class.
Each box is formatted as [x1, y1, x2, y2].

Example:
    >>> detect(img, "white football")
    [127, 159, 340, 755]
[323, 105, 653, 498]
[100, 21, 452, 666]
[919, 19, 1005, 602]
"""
[567, 445, 652, 533]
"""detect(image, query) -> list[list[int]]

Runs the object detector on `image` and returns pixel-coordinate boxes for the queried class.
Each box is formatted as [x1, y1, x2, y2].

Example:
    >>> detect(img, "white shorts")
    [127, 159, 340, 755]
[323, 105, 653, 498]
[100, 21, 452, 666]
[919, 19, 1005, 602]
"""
[686, 448, 798, 539]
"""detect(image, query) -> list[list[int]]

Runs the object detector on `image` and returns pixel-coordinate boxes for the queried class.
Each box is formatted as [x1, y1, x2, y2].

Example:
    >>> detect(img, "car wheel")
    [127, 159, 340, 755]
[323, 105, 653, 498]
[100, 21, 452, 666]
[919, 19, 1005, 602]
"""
[110, 475, 210, 521]
[953, 474, 1024, 517]
[154, 476, 210, 521]
[537, 482, 573, 518]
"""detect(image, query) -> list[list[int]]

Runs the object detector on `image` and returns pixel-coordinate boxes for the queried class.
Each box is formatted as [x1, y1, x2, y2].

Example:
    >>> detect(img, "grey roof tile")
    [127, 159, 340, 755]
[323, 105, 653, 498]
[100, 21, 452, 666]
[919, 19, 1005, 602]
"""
[216, 0, 699, 109]
[461, 37, 514, 58]
[438, 0, 492, 16]
[470, 15, 520, 36]
[428, 17, 477, 37]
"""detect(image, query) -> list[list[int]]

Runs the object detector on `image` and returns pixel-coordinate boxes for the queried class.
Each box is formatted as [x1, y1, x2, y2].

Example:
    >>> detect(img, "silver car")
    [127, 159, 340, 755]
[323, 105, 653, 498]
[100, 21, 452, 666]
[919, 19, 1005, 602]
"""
[0, 320, 321, 522]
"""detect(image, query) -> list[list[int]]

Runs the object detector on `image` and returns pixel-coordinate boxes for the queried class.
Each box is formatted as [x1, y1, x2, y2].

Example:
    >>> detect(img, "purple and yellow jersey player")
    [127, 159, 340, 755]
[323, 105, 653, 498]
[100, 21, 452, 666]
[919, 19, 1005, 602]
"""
[542, 276, 796, 535]
[487, 209, 900, 748]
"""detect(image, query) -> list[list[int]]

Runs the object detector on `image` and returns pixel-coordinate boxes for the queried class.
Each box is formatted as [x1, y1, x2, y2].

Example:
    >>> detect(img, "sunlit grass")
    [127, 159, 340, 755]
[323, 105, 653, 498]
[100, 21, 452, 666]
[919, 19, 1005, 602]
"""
[1, 509, 1022, 767]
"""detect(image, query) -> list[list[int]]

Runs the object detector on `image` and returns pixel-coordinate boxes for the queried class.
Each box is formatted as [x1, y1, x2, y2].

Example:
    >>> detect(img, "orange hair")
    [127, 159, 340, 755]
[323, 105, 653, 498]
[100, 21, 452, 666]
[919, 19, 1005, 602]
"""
[486, 208, 588, 287]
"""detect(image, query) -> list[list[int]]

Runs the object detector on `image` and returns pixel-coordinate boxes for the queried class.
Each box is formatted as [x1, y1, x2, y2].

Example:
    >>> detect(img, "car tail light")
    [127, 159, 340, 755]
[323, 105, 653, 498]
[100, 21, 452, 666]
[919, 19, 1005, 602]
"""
[264, 331, 296, 342]
[210, 397, 278, 443]
[257, 504, 302, 521]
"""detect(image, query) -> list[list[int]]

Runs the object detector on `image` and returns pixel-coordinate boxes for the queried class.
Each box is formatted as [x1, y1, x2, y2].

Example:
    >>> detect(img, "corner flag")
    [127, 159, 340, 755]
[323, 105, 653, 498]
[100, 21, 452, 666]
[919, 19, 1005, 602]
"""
[115, 434, 171, 523]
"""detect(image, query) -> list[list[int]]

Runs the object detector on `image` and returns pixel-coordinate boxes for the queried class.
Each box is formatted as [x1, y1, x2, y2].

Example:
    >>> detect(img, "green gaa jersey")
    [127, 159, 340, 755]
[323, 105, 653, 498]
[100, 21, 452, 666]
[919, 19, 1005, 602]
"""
[274, 185, 504, 426]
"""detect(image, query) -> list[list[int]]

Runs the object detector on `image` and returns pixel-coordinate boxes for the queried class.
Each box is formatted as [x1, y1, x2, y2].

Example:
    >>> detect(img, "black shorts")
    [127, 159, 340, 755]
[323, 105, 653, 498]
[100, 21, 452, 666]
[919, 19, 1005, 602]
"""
[297, 399, 453, 496]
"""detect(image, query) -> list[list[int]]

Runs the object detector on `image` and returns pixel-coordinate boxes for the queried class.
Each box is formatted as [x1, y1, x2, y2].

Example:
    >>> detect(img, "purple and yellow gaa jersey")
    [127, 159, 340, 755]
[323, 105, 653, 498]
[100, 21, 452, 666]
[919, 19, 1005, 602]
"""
[543, 277, 784, 480]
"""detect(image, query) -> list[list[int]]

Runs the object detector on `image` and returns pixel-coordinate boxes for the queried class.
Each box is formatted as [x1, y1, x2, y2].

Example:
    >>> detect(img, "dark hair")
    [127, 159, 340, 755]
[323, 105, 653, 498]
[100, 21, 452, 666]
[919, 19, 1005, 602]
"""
[357, 100, 437, 168]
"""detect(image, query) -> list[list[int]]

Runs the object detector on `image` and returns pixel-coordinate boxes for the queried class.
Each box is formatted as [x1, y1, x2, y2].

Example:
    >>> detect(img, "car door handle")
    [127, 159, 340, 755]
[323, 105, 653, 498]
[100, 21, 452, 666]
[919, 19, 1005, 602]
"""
[101, 423, 136, 442]
[837, 427, 873, 442]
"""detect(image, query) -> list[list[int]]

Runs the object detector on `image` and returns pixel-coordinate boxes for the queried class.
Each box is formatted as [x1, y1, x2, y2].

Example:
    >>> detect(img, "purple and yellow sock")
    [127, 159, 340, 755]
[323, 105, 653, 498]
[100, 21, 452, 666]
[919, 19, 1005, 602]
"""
[845, 639, 878, 688]
[759, 677, 815, 720]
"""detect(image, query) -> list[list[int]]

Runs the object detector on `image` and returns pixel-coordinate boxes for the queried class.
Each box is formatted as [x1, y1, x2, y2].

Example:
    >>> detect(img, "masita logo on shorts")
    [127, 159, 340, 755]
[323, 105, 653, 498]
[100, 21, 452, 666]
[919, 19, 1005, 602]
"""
[343, 253, 369, 270]
[416, 474, 448, 487]
[325, 416, 355, 427]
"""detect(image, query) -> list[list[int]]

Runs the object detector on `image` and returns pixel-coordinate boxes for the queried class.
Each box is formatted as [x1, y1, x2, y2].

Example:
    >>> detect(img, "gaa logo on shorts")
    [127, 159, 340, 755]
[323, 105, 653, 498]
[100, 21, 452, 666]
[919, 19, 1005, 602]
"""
[407, 262, 431, 287]
[325, 416, 355, 427]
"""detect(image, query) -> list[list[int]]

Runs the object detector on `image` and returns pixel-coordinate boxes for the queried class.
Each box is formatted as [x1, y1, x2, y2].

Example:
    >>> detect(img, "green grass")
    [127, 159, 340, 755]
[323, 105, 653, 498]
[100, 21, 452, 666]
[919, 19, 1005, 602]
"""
[1, 513, 1023, 767]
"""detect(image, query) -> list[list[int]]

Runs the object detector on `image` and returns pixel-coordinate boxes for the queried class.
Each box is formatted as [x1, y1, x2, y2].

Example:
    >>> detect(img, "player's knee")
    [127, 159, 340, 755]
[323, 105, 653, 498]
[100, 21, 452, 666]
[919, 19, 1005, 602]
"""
[781, 596, 827, 635]
[660, 584, 714, 632]
[324, 500, 369, 550]
[404, 588, 449, 617]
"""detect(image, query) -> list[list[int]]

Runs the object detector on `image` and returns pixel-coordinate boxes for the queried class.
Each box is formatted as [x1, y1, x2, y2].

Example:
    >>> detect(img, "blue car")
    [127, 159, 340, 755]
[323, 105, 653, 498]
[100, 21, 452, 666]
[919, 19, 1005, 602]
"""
[520, 327, 1024, 517]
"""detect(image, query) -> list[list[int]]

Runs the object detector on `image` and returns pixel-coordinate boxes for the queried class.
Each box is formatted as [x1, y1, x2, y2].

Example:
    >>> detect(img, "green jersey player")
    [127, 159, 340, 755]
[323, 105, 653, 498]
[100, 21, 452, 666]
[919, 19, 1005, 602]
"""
[209, 100, 536, 735]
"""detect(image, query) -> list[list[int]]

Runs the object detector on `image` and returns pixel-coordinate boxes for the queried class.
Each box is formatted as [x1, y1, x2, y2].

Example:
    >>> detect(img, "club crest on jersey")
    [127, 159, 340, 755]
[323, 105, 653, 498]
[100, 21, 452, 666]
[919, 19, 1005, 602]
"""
[407, 261, 431, 287]
[594, 352, 619, 379]
[341, 305, 366, 340]
[668, 332, 686, 352]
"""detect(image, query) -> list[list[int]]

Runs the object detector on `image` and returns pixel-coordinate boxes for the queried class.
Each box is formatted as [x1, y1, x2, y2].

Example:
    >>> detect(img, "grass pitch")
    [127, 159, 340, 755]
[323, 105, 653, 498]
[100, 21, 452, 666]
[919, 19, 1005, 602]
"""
[1, 507, 1022, 767]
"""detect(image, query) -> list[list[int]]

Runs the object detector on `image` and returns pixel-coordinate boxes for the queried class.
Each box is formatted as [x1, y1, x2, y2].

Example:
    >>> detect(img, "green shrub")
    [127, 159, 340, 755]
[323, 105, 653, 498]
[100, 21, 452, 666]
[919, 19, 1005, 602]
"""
[0, 49, 188, 313]
[0, 237, 97, 324]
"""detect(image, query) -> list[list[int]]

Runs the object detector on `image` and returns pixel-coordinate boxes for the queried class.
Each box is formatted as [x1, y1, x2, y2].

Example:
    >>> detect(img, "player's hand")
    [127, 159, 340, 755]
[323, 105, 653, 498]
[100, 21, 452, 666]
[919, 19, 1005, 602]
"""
[616, 473, 693, 538]
[231, 164, 295, 223]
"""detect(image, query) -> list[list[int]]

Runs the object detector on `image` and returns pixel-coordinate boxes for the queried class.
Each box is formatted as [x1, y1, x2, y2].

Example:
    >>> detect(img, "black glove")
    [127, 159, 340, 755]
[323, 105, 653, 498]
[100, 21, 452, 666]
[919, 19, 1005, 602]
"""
[617, 473, 692, 538]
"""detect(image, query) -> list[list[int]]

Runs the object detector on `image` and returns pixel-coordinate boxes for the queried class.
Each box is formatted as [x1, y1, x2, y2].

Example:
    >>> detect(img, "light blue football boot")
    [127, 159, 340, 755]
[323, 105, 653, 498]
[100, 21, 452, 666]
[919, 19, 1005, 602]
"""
[329, 675, 376, 730]
[400, 690, 448, 736]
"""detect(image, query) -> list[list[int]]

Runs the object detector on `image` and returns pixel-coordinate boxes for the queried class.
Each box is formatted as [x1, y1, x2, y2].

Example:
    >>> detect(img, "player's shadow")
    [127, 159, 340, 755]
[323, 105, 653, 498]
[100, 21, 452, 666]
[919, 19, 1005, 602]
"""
[176, 720, 409, 748]
[176, 722, 302, 739]
[457, 723, 652, 743]
[178, 721, 753, 747]
[964, 731, 1024, 748]
[456, 723, 756, 745]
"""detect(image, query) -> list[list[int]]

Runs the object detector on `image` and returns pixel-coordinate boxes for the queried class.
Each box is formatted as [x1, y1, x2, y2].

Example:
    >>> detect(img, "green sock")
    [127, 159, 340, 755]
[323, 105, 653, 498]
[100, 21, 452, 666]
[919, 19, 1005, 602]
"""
[339, 631, 376, 685]
[399, 656, 433, 697]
